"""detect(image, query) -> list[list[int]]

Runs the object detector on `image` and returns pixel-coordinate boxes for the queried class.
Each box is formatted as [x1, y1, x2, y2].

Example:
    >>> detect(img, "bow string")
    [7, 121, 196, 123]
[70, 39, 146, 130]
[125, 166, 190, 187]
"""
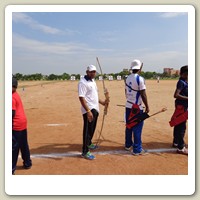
[95, 57, 110, 146]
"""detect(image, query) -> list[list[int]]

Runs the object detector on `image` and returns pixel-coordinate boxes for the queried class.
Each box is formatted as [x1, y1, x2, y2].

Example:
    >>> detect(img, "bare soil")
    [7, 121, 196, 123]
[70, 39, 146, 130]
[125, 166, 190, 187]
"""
[15, 79, 188, 175]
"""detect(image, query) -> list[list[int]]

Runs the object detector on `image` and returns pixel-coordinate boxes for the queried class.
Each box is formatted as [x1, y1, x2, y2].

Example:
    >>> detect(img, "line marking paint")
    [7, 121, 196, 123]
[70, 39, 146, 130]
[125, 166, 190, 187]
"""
[27, 148, 177, 159]
[44, 123, 68, 127]
[146, 148, 177, 153]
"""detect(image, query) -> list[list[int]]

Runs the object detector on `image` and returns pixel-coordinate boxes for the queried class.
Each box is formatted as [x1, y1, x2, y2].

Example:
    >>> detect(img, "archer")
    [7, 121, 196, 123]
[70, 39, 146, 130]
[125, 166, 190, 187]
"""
[124, 59, 150, 156]
[78, 64, 108, 160]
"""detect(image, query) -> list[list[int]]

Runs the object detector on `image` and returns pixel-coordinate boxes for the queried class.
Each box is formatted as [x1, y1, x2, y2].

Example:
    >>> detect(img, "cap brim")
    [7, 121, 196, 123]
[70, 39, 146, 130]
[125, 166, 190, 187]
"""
[132, 67, 141, 70]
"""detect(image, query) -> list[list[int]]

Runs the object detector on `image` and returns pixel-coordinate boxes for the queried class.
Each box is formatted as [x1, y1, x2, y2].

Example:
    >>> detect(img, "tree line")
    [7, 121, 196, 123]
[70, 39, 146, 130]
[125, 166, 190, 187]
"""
[13, 71, 179, 81]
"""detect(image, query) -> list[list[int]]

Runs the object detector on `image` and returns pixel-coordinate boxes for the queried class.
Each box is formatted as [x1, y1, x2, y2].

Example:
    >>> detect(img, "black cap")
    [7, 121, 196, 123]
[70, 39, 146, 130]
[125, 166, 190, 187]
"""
[12, 78, 18, 88]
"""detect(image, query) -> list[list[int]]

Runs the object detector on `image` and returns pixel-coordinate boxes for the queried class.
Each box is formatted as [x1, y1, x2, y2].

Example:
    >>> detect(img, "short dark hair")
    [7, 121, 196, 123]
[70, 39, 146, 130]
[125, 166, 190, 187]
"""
[180, 65, 188, 75]
[12, 77, 18, 88]
[132, 69, 140, 74]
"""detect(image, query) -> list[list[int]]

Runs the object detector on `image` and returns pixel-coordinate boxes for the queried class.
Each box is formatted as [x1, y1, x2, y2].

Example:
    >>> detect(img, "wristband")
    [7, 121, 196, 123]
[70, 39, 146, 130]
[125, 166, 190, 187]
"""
[86, 109, 90, 113]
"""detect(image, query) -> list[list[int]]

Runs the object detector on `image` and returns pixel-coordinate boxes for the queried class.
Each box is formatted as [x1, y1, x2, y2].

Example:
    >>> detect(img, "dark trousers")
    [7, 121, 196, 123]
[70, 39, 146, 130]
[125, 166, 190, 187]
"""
[173, 121, 186, 150]
[125, 108, 144, 153]
[12, 129, 32, 174]
[82, 109, 99, 155]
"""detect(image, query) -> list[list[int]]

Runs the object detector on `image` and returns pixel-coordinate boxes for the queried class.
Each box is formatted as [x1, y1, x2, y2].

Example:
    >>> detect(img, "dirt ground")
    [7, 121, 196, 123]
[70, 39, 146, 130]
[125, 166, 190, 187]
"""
[15, 79, 188, 175]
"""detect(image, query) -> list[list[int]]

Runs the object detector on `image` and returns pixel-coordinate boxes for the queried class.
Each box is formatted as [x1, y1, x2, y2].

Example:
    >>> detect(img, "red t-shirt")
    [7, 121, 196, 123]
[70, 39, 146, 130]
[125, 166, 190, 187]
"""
[12, 91, 27, 131]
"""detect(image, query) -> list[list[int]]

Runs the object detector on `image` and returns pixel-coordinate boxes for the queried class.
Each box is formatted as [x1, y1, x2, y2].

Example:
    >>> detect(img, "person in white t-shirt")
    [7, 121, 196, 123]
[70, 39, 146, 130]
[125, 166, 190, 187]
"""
[78, 65, 108, 160]
[125, 59, 150, 155]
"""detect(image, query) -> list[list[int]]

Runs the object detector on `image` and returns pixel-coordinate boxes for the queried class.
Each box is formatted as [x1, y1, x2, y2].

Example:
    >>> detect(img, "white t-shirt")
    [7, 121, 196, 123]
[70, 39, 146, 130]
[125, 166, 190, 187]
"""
[125, 73, 146, 109]
[78, 77, 99, 114]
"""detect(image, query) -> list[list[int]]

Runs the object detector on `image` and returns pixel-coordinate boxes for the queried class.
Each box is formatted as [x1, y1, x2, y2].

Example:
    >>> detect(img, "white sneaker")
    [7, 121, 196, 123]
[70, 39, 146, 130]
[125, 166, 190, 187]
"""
[172, 143, 178, 148]
[125, 146, 131, 151]
[133, 149, 148, 156]
[177, 147, 188, 155]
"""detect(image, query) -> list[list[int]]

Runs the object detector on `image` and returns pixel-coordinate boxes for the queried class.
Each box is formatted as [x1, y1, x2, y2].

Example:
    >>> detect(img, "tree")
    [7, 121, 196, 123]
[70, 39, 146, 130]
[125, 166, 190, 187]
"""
[61, 73, 70, 80]
[75, 74, 80, 80]
[144, 71, 154, 79]
[118, 70, 130, 80]
[13, 73, 23, 80]
[48, 74, 57, 80]
[32, 73, 43, 80]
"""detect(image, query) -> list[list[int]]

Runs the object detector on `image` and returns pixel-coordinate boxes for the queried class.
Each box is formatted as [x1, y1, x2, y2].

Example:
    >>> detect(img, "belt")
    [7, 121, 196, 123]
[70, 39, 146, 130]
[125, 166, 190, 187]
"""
[127, 101, 141, 106]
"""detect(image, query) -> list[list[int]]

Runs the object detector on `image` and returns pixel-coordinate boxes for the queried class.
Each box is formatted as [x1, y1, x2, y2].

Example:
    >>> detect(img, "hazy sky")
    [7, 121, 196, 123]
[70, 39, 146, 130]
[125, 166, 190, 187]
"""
[12, 11, 188, 75]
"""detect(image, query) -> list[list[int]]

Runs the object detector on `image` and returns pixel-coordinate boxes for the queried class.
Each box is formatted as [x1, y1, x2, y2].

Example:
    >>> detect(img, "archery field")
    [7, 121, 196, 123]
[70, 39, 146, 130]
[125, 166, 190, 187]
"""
[15, 79, 188, 175]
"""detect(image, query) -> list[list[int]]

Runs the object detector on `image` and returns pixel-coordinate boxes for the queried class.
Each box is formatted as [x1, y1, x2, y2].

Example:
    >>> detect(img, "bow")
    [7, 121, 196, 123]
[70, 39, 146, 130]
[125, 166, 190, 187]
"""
[95, 57, 110, 147]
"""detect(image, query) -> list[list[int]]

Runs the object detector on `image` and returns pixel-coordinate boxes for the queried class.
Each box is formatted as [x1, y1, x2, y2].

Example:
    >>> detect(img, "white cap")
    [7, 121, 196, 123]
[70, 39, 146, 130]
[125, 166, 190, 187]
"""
[87, 65, 97, 71]
[130, 59, 142, 70]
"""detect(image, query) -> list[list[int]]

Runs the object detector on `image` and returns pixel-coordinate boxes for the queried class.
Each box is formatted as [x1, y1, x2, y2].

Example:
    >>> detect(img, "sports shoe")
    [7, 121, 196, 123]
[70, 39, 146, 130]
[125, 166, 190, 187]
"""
[177, 147, 188, 155]
[24, 165, 32, 169]
[172, 143, 178, 148]
[81, 151, 95, 160]
[133, 149, 148, 156]
[125, 146, 132, 151]
[88, 143, 98, 150]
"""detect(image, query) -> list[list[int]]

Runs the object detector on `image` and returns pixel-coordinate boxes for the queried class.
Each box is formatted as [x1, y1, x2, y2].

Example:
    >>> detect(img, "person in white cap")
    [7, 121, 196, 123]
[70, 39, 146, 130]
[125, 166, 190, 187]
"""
[78, 65, 108, 160]
[124, 59, 150, 155]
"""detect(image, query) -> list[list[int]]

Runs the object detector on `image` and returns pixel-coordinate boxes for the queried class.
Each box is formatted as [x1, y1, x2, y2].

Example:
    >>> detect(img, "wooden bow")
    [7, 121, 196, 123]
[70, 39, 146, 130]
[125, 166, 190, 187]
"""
[95, 57, 110, 146]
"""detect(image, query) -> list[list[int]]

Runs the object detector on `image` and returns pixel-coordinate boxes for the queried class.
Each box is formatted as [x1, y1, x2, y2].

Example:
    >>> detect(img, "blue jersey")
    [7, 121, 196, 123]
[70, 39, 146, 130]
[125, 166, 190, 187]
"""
[175, 78, 188, 109]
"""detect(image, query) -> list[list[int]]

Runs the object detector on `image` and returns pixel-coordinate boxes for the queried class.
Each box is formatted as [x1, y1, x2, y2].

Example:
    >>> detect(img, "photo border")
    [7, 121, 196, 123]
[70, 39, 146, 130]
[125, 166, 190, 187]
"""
[5, 4, 195, 195]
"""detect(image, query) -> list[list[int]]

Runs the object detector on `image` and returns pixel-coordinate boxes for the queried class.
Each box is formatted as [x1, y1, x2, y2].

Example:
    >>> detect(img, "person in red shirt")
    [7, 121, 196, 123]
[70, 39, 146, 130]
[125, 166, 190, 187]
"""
[12, 78, 32, 174]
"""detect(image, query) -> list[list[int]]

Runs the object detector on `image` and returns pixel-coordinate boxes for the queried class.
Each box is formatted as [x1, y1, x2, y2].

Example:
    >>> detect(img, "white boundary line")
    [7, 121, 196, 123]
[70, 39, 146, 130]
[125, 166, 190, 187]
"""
[44, 123, 68, 127]
[26, 148, 177, 159]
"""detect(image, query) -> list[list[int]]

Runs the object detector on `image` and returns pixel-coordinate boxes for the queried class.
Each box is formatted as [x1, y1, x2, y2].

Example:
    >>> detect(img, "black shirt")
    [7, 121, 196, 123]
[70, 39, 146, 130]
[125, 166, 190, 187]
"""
[175, 78, 188, 109]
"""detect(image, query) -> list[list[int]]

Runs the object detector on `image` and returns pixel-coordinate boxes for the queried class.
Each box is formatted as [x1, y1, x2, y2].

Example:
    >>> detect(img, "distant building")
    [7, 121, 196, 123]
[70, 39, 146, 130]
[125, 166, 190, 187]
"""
[163, 68, 180, 76]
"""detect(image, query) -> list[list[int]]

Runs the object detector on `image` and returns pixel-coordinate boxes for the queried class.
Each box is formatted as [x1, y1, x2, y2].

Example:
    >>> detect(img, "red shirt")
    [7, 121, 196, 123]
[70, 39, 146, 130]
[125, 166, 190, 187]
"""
[12, 91, 27, 131]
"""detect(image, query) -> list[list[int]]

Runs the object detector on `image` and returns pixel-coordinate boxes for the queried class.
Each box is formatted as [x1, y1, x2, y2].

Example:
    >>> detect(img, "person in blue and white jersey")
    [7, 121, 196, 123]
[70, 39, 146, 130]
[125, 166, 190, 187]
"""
[125, 59, 150, 156]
